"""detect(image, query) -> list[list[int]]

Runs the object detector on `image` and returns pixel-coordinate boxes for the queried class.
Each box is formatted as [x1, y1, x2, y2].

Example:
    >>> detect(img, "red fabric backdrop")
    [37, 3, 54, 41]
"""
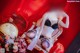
[0, 0, 80, 53]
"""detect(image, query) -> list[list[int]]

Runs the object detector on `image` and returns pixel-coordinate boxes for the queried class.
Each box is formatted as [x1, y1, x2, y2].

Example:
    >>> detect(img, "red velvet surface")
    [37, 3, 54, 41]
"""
[0, 0, 80, 53]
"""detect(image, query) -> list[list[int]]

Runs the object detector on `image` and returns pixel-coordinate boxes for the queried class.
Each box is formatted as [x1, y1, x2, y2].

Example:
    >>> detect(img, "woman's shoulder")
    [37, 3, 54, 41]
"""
[43, 12, 49, 15]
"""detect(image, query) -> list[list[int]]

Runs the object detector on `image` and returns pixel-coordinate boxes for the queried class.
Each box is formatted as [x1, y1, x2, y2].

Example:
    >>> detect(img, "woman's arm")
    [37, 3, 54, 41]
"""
[36, 17, 43, 27]
[28, 22, 36, 30]
[36, 13, 48, 35]
[58, 12, 69, 28]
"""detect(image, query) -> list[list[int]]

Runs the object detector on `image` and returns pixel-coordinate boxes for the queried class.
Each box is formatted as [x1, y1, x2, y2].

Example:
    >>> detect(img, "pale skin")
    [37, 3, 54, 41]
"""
[36, 10, 69, 40]
[25, 10, 69, 53]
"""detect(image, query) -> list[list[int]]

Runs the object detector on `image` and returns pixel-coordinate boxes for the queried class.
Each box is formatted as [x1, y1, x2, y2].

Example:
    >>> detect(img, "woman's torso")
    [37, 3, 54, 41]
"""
[41, 11, 59, 38]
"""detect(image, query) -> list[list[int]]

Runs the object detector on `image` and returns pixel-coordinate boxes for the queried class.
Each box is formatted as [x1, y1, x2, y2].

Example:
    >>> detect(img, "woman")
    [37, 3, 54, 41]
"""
[25, 9, 69, 53]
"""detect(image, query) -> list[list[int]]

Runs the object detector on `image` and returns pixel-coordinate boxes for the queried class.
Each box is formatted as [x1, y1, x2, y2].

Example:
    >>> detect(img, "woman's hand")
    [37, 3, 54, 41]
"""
[58, 16, 64, 21]
[58, 12, 69, 28]
[33, 22, 36, 25]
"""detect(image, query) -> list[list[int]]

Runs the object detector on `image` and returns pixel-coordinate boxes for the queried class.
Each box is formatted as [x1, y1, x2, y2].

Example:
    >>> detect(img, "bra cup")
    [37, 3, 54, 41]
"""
[52, 24, 58, 29]
[45, 19, 58, 29]
[45, 19, 51, 26]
